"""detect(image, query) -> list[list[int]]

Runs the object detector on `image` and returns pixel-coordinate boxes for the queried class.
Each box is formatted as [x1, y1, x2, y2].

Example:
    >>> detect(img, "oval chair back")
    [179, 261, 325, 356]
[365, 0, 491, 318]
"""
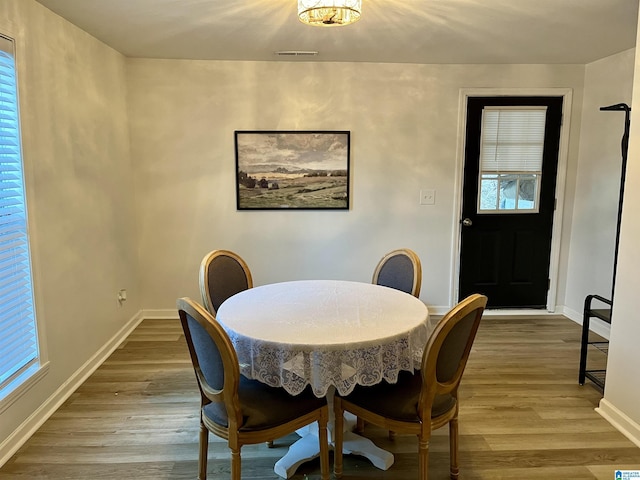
[419, 293, 487, 424]
[199, 249, 253, 315]
[372, 248, 422, 297]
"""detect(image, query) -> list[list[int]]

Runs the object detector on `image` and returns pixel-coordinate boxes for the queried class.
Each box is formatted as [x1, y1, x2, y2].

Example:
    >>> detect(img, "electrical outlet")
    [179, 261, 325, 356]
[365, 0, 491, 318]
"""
[420, 189, 435, 205]
[117, 289, 127, 304]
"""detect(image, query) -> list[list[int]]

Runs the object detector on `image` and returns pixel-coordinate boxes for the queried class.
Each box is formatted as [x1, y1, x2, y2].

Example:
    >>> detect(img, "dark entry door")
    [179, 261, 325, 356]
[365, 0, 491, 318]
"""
[459, 96, 563, 308]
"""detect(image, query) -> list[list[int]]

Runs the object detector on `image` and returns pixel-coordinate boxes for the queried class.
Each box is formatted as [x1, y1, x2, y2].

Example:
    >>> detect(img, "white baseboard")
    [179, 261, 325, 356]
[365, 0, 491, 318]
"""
[0, 310, 145, 467]
[426, 306, 454, 316]
[597, 398, 640, 449]
[422, 305, 574, 317]
[483, 308, 562, 316]
[562, 305, 611, 340]
[141, 308, 179, 320]
[562, 305, 582, 323]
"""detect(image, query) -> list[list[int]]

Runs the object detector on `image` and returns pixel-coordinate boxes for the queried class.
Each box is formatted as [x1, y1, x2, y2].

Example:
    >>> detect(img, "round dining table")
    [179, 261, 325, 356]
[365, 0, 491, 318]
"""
[216, 279, 431, 478]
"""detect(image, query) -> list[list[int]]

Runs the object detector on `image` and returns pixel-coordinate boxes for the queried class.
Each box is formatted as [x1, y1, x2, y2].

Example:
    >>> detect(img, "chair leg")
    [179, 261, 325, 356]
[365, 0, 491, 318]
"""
[333, 397, 344, 479]
[230, 448, 241, 480]
[449, 418, 459, 480]
[318, 408, 330, 480]
[198, 421, 209, 480]
[418, 432, 430, 480]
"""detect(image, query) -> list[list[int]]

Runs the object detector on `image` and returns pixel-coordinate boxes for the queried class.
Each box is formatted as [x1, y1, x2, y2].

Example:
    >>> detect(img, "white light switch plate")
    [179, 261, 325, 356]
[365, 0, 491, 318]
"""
[420, 189, 435, 205]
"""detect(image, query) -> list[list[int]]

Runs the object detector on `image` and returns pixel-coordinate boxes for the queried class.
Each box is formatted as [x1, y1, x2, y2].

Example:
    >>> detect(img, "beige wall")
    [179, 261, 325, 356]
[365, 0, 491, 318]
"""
[0, 0, 139, 450]
[3, 0, 640, 464]
[127, 59, 586, 312]
[564, 49, 635, 321]
[600, 8, 640, 441]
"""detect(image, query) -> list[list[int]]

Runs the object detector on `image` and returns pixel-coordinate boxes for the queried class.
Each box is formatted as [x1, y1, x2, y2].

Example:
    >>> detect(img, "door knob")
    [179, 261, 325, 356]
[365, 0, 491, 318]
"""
[462, 218, 473, 227]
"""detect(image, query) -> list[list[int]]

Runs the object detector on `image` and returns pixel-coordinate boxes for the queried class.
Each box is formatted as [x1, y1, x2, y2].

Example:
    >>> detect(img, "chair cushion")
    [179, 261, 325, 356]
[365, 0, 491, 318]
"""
[341, 370, 455, 422]
[377, 255, 414, 294]
[209, 256, 249, 312]
[203, 376, 326, 431]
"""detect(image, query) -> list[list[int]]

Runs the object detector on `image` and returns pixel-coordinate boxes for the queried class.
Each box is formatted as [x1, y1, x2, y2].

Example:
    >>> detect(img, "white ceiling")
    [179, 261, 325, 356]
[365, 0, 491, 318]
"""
[34, 0, 639, 64]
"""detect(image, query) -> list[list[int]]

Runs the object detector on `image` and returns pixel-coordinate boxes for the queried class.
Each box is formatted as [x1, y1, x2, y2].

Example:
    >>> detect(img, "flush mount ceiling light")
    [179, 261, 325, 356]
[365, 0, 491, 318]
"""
[298, 0, 362, 26]
[275, 50, 320, 56]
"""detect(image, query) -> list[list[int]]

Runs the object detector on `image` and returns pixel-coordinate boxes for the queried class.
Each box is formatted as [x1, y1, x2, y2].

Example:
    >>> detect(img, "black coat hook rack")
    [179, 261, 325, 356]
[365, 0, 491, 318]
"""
[599, 102, 631, 301]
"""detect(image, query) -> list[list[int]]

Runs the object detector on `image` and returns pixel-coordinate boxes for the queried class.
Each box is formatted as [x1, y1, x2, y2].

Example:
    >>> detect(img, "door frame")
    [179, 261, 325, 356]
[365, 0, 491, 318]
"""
[451, 88, 573, 312]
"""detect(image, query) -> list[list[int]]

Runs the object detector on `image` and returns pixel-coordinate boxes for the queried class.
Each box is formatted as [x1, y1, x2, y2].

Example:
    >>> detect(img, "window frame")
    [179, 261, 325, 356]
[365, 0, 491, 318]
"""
[476, 106, 547, 214]
[0, 26, 48, 414]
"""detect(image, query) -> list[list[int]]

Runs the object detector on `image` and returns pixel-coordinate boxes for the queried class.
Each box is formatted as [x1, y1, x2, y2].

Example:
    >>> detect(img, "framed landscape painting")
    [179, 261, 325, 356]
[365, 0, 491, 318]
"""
[235, 130, 350, 210]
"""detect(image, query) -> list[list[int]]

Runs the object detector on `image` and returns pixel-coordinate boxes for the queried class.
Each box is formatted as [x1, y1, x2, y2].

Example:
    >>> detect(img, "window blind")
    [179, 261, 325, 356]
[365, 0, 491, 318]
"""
[0, 35, 38, 392]
[480, 107, 547, 173]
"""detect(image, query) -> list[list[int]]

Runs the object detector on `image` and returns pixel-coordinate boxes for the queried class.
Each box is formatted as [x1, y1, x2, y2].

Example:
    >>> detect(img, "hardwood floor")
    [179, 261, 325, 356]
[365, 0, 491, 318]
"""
[1, 315, 638, 479]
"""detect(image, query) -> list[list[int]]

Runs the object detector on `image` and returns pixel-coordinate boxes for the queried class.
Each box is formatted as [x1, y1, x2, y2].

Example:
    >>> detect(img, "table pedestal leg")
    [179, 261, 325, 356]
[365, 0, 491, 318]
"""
[274, 433, 323, 479]
[341, 430, 394, 470]
[273, 411, 395, 479]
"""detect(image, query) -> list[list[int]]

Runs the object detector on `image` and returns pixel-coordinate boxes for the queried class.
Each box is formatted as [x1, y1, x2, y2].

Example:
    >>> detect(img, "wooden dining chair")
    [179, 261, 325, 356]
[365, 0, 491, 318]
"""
[177, 297, 330, 480]
[333, 293, 487, 480]
[372, 248, 422, 298]
[360, 248, 424, 433]
[199, 249, 253, 315]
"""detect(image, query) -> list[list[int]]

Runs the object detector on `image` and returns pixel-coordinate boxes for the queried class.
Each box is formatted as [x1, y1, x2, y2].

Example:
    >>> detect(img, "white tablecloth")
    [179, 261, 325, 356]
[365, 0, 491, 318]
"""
[216, 280, 430, 397]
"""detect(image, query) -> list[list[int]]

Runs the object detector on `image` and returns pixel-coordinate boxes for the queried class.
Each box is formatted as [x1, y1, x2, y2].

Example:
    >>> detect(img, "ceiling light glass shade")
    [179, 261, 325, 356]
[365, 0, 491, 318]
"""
[298, 0, 362, 26]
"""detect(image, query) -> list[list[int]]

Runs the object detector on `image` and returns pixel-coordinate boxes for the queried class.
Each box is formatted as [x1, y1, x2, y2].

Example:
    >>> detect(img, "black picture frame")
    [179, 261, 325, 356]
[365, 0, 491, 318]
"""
[235, 130, 350, 210]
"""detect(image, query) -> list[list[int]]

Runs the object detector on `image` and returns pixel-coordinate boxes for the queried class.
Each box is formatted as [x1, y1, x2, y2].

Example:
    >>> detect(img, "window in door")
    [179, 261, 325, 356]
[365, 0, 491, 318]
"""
[478, 106, 547, 213]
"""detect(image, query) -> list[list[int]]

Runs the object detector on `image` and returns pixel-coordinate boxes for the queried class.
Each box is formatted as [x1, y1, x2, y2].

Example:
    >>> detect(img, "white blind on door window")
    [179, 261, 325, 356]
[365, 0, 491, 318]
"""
[0, 35, 38, 391]
[480, 107, 547, 173]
